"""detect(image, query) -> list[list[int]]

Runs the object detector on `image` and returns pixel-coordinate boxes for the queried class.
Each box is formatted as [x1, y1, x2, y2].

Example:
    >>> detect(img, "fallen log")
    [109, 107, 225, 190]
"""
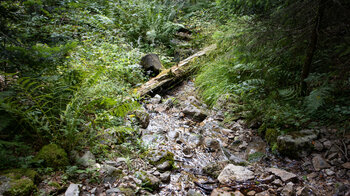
[136, 44, 216, 97]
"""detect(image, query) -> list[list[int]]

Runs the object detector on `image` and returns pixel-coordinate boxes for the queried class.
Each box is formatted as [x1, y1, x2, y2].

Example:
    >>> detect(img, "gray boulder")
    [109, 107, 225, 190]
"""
[78, 151, 96, 167]
[183, 104, 207, 122]
[217, 164, 254, 184]
[65, 184, 80, 196]
[140, 54, 164, 75]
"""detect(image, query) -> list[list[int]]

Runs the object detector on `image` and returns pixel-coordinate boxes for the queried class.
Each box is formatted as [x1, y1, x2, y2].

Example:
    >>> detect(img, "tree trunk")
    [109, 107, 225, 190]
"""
[300, 0, 326, 96]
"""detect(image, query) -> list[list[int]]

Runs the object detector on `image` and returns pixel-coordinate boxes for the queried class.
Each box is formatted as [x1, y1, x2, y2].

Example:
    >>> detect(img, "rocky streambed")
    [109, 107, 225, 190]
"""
[107, 79, 349, 196]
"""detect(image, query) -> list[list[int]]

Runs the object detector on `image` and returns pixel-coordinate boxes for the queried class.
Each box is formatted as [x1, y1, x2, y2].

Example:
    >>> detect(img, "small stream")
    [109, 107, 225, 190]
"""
[141, 80, 268, 195]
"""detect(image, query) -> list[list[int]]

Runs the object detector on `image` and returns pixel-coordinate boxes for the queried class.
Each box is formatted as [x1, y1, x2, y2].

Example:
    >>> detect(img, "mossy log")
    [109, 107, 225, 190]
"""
[136, 44, 216, 97]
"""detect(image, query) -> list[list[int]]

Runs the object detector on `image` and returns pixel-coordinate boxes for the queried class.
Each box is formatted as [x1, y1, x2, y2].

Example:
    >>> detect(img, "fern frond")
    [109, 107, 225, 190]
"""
[304, 85, 332, 113]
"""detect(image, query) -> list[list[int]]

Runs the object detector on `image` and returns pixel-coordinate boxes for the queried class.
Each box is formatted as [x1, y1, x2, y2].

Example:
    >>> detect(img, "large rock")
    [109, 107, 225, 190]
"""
[267, 168, 297, 182]
[217, 164, 254, 184]
[183, 104, 207, 122]
[277, 129, 319, 157]
[140, 54, 164, 75]
[78, 151, 96, 167]
[65, 184, 80, 196]
[312, 155, 330, 171]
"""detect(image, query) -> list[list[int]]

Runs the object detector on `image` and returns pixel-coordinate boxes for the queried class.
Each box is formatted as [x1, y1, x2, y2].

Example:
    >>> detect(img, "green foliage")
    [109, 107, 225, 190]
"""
[113, 0, 184, 48]
[197, 0, 350, 130]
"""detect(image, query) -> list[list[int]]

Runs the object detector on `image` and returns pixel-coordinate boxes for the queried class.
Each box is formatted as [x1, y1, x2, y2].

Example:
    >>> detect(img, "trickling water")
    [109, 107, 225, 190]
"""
[141, 80, 260, 195]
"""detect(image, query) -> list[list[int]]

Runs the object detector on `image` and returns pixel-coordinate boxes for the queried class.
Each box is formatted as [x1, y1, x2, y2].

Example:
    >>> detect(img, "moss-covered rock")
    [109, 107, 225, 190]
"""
[3, 177, 36, 196]
[148, 150, 175, 170]
[35, 144, 69, 169]
[1, 169, 38, 183]
[135, 171, 160, 191]
[265, 128, 279, 145]
[119, 187, 135, 196]
[277, 129, 318, 158]
[0, 171, 37, 196]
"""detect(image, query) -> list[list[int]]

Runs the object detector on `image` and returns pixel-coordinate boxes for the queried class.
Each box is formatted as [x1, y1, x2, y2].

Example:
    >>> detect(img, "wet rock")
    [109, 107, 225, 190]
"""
[183, 147, 193, 158]
[135, 109, 150, 129]
[204, 138, 221, 151]
[281, 182, 294, 196]
[151, 94, 162, 104]
[228, 154, 246, 165]
[325, 168, 334, 176]
[188, 134, 203, 147]
[106, 188, 121, 195]
[211, 188, 235, 196]
[78, 151, 96, 167]
[160, 171, 171, 182]
[65, 184, 80, 196]
[214, 111, 225, 121]
[259, 174, 275, 183]
[238, 141, 248, 149]
[217, 164, 254, 184]
[183, 104, 207, 122]
[272, 179, 283, 187]
[277, 129, 318, 157]
[142, 134, 162, 146]
[341, 162, 350, 169]
[313, 141, 323, 151]
[267, 168, 297, 182]
[233, 191, 244, 196]
[187, 189, 202, 196]
[312, 155, 330, 171]
[140, 54, 164, 75]
[296, 186, 313, 196]
[168, 130, 180, 139]
[247, 190, 256, 196]
[157, 161, 172, 171]
[256, 190, 270, 196]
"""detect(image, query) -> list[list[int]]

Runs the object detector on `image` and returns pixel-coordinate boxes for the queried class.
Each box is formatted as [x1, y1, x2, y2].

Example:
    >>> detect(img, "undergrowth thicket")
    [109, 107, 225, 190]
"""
[0, 0, 214, 170]
[196, 1, 350, 135]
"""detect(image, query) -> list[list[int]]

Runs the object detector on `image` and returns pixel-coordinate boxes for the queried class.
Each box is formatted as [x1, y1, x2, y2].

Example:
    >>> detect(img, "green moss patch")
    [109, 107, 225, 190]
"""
[265, 129, 279, 145]
[247, 152, 265, 162]
[148, 150, 175, 170]
[3, 178, 36, 196]
[1, 169, 38, 183]
[35, 144, 69, 169]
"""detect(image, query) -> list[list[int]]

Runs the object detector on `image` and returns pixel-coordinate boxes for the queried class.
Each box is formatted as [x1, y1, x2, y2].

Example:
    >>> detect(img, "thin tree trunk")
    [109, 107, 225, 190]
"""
[300, 0, 326, 96]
